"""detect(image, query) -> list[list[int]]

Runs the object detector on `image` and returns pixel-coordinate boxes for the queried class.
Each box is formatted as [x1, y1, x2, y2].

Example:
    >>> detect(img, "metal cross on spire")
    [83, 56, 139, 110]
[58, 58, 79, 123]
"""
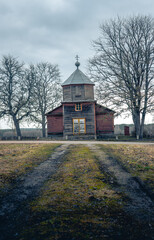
[75, 55, 80, 68]
[75, 55, 79, 61]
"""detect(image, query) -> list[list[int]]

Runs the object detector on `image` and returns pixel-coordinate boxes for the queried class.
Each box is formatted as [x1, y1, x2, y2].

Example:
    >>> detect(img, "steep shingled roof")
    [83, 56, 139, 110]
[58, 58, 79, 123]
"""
[61, 68, 94, 86]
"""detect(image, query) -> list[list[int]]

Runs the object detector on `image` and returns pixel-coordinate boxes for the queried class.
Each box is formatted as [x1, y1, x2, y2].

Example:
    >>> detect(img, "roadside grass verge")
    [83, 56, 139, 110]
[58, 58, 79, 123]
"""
[98, 144, 154, 196]
[0, 143, 60, 190]
[22, 145, 145, 240]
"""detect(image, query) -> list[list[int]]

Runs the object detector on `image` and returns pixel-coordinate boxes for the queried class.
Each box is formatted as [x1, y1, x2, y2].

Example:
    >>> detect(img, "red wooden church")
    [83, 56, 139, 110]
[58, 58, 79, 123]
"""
[46, 58, 115, 139]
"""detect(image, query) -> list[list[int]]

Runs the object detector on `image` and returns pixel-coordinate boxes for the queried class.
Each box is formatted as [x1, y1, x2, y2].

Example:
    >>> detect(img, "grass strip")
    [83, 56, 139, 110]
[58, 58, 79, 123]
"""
[98, 144, 154, 195]
[0, 143, 60, 190]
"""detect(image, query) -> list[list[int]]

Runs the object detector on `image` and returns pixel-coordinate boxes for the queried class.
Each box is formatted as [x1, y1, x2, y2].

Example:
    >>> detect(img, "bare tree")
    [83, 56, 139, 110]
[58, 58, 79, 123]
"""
[89, 15, 154, 139]
[0, 55, 34, 138]
[30, 62, 61, 137]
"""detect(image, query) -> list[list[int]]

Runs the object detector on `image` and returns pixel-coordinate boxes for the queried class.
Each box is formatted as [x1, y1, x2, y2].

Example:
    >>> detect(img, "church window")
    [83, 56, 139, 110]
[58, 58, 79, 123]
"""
[75, 103, 82, 111]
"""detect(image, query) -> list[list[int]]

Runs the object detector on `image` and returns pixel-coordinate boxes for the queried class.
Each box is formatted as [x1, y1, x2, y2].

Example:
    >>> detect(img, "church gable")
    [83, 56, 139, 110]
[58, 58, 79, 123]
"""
[46, 105, 63, 135]
[95, 104, 114, 134]
[46, 105, 63, 116]
[95, 104, 115, 114]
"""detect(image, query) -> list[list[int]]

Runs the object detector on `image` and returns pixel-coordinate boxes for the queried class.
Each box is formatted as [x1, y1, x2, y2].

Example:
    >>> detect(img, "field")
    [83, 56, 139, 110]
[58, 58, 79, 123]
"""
[0, 143, 153, 240]
[99, 144, 154, 196]
[0, 143, 60, 191]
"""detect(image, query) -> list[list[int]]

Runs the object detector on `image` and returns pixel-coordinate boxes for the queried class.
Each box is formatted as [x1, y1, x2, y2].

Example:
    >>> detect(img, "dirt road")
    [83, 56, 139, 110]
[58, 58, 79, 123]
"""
[0, 143, 153, 239]
[0, 140, 154, 145]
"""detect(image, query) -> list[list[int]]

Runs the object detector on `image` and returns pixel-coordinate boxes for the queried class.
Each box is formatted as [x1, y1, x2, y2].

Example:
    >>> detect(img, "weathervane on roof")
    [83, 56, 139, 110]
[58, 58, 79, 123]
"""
[75, 55, 80, 69]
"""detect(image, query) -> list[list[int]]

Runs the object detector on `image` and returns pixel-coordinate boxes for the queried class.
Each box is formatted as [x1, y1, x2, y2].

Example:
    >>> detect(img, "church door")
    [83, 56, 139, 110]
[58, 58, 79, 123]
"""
[73, 118, 86, 134]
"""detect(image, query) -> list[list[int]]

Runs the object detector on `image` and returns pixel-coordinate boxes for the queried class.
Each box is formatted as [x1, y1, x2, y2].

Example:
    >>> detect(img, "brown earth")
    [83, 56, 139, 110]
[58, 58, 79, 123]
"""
[0, 140, 154, 145]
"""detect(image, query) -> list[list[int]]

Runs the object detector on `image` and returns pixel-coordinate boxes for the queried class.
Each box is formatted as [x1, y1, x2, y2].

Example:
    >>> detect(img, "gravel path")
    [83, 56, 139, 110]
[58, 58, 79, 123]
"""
[89, 144, 154, 225]
[0, 144, 69, 240]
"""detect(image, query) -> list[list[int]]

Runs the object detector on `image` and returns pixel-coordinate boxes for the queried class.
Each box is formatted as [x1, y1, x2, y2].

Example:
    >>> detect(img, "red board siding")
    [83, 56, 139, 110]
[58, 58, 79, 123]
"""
[96, 113, 114, 133]
[47, 115, 63, 133]
[46, 105, 63, 115]
[47, 103, 114, 136]
[53, 107, 63, 114]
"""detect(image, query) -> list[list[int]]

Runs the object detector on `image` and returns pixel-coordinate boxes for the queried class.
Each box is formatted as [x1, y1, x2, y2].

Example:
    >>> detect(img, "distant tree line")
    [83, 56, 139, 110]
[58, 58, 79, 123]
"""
[0, 55, 61, 138]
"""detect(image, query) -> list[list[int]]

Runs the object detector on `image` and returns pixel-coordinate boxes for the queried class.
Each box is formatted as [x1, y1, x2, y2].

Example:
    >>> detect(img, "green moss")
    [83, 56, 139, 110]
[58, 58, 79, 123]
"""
[17, 145, 152, 239]
[20, 145, 134, 240]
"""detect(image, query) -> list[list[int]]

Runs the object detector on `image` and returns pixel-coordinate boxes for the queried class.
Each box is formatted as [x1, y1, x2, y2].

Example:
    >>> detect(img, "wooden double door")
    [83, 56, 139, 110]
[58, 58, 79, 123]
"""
[73, 118, 86, 134]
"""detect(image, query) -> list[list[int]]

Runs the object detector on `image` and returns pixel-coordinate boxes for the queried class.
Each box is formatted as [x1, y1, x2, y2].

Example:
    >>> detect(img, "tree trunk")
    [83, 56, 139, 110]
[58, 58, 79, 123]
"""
[140, 90, 148, 139]
[140, 110, 146, 139]
[133, 111, 140, 139]
[42, 115, 46, 138]
[13, 116, 21, 138]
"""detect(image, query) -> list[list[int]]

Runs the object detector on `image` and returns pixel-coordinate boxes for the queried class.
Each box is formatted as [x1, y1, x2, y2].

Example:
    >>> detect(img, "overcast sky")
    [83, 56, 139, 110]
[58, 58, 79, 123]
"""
[0, 0, 153, 128]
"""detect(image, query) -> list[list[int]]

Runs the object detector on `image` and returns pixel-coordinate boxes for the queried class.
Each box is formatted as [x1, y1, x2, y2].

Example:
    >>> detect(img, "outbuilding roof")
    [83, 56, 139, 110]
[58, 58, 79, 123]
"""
[62, 60, 94, 86]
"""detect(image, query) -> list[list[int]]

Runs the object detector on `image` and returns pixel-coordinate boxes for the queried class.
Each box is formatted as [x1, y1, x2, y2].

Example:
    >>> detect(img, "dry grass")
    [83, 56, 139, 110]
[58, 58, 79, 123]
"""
[1, 144, 152, 239]
[31, 145, 120, 212]
[0, 143, 60, 189]
[99, 144, 154, 193]
[21, 145, 143, 240]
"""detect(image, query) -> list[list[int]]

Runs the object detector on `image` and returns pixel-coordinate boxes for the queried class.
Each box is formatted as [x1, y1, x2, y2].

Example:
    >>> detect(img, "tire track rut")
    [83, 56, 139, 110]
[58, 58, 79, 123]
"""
[0, 144, 69, 240]
[88, 144, 154, 225]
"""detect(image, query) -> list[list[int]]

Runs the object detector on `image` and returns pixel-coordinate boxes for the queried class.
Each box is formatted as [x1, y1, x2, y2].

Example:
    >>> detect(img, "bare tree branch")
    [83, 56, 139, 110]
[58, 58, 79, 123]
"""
[89, 15, 154, 138]
[29, 62, 62, 137]
[0, 55, 35, 137]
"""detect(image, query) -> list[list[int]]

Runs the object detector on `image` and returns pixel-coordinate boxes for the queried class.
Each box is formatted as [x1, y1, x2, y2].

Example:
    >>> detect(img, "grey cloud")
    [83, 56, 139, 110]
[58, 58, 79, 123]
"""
[0, 0, 154, 128]
[0, 0, 153, 68]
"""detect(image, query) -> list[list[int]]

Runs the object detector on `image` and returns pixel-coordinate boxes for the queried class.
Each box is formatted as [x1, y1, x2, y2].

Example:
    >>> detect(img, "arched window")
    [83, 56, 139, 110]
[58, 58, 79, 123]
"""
[75, 103, 82, 111]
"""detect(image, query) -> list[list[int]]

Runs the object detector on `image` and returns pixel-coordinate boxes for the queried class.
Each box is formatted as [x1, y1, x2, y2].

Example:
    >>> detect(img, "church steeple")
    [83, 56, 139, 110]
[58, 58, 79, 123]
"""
[62, 56, 95, 102]
[62, 56, 94, 86]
